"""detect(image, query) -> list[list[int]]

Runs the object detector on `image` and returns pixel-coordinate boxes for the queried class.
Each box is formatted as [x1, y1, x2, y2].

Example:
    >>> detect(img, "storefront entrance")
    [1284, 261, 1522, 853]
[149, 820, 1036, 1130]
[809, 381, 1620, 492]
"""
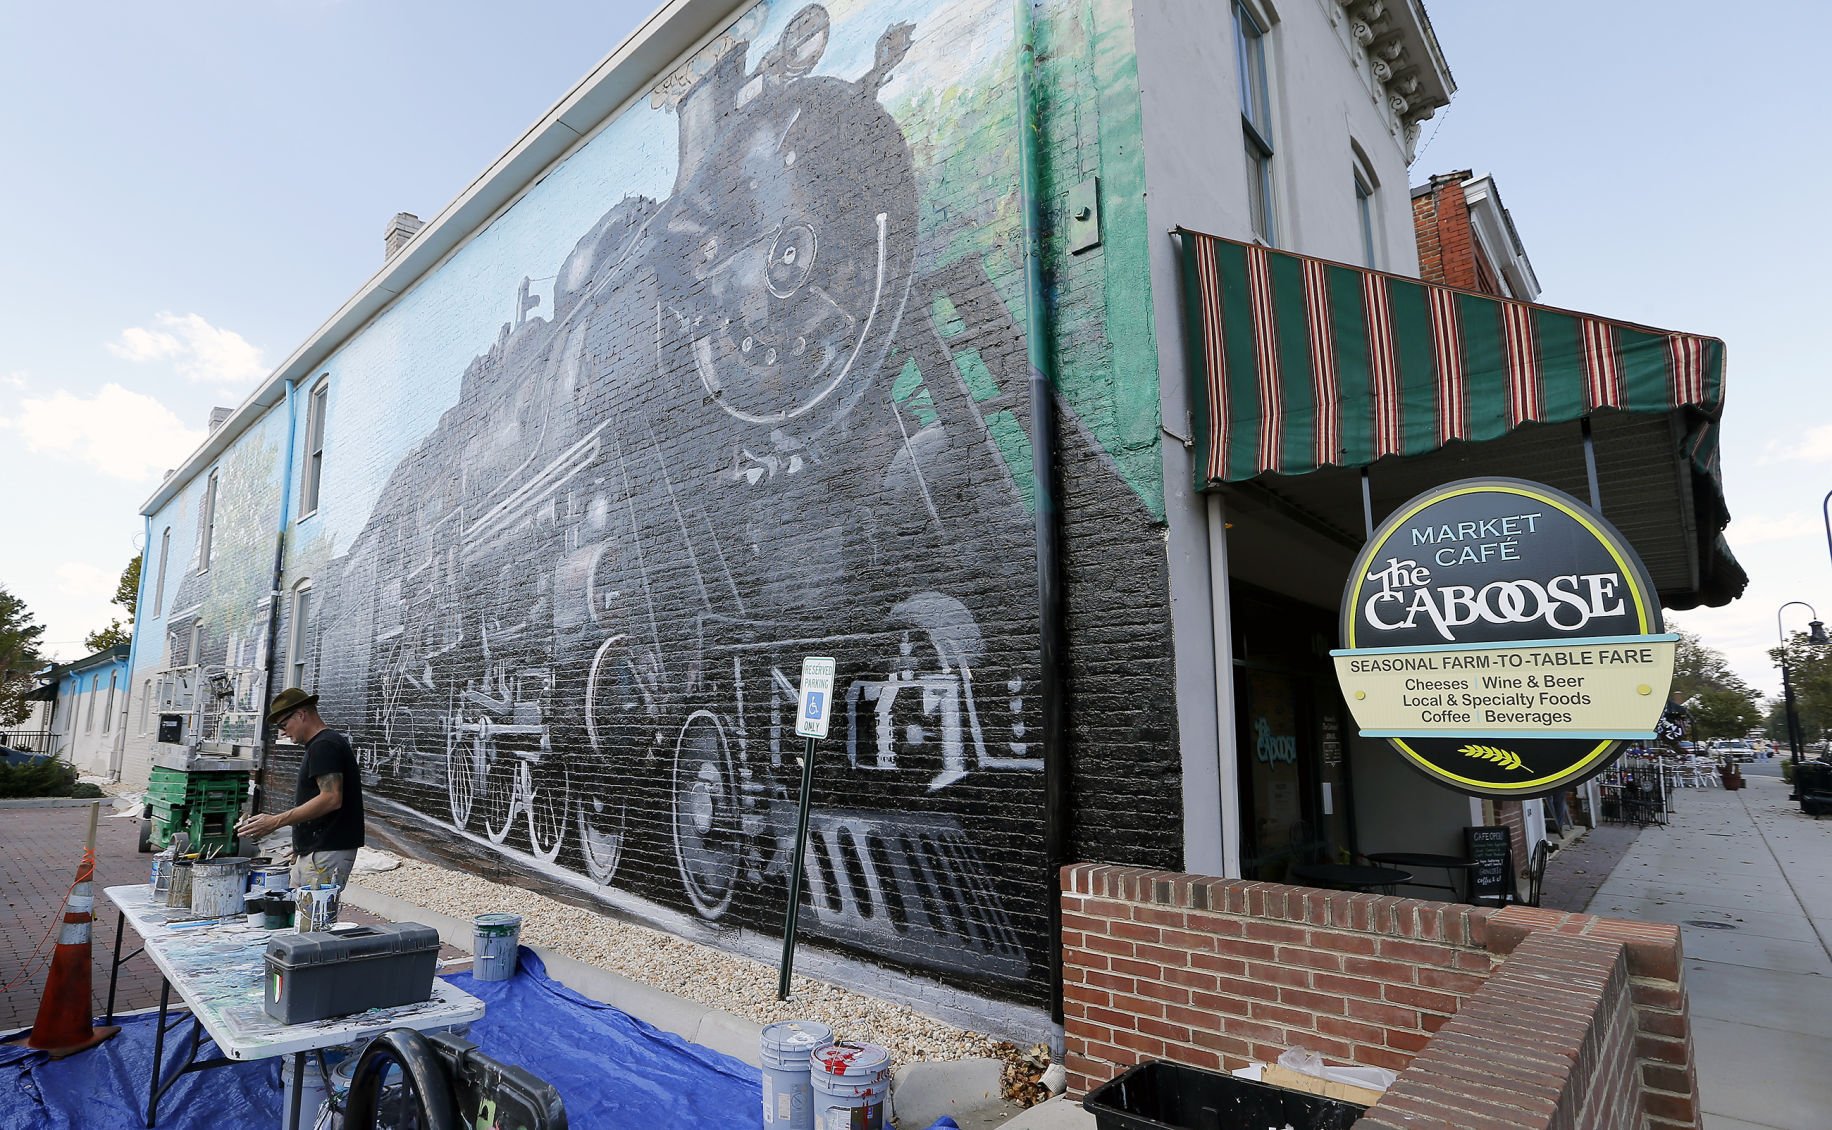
[1230, 586, 1355, 881]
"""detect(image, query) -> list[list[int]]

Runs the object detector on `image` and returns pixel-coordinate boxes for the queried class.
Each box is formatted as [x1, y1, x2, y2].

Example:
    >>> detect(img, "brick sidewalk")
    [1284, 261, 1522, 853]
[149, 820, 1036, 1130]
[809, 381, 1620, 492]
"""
[0, 803, 166, 1034]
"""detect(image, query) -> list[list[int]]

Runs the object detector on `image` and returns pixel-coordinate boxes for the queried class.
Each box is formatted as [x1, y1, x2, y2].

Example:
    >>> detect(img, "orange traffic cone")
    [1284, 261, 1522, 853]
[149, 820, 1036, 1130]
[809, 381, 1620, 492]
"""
[8, 803, 120, 1058]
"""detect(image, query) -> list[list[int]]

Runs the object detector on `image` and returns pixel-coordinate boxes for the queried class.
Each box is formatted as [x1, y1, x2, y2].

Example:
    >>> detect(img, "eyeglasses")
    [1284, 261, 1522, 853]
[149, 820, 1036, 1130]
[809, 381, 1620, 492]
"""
[274, 709, 300, 729]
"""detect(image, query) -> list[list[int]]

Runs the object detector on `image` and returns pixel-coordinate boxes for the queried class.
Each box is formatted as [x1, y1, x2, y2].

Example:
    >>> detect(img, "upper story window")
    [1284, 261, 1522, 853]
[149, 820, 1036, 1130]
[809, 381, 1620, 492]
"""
[301, 378, 329, 516]
[199, 471, 219, 572]
[1354, 172, 1378, 268]
[102, 671, 117, 733]
[1235, 2, 1276, 244]
[288, 580, 314, 691]
[153, 527, 171, 617]
[85, 676, 98, 732]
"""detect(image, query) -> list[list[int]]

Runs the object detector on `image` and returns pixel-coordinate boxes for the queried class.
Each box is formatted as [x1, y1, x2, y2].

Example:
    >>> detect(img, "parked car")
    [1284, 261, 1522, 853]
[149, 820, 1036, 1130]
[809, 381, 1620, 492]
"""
[1710, 740, 1758, 763]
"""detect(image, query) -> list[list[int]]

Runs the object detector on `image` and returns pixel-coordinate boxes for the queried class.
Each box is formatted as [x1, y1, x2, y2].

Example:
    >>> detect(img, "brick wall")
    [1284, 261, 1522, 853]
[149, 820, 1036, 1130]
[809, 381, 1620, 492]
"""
[1062, 865, 1700, 1130]
[1411, 171, 1504, 296]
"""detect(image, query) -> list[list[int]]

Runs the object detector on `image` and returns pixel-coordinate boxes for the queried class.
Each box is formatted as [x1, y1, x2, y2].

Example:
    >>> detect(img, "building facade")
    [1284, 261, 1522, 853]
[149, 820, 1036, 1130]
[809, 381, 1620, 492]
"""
[23, 644, 132, 776]
[122, 0, 1738, 1037]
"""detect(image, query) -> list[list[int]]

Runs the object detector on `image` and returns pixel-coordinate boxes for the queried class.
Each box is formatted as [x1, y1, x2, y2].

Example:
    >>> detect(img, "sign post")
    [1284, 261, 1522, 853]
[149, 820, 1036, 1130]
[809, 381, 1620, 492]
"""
[778, 656, 834, 1001]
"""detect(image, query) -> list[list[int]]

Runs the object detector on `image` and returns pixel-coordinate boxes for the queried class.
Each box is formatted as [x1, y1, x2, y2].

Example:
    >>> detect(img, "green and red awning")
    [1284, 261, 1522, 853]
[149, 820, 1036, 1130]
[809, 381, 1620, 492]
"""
[1177, 229, 1726, 482]
[1176, 228, 1744, 607]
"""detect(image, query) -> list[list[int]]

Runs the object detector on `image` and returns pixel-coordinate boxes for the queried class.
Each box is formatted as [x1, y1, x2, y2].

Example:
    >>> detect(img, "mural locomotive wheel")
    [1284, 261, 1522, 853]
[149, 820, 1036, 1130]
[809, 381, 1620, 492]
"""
[525, 758, 569, 865]
[445, 715, 482, 830]
[577, 634, 636, 886]
[671, 710, 741, 921]
[477, 724, 520, 845]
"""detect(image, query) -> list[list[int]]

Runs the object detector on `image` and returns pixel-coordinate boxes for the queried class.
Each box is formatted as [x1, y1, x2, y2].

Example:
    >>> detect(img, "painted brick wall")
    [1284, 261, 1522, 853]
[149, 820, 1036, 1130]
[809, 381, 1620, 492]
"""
[1062, 865, 1701, 1130]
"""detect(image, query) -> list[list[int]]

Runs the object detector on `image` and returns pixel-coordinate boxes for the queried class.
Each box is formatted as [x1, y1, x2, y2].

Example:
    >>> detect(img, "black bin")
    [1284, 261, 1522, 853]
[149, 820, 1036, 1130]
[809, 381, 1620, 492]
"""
[1797, 760, 1832, 816]
[1084, 1061, 1366, 1130]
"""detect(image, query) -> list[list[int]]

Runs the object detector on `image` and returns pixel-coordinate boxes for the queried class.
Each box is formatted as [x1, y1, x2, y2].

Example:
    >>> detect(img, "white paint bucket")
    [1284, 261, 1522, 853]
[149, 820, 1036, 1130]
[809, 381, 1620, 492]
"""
[810, 1042, 892, 1130]
[472, 913, 522, 981]
[190, 857, 252, 920]
[761, 1020, 834, 1130]
[252, 864, 291, 893]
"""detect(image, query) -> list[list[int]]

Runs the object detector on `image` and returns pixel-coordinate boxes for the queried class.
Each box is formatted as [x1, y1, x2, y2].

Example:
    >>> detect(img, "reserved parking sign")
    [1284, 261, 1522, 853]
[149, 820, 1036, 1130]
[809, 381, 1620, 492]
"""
[794, 656, 836, 740]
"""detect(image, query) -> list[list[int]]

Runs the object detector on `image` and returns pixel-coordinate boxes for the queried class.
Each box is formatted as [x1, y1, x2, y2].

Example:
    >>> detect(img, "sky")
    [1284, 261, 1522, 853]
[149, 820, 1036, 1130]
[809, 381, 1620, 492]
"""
[1, 0, 1828, 696]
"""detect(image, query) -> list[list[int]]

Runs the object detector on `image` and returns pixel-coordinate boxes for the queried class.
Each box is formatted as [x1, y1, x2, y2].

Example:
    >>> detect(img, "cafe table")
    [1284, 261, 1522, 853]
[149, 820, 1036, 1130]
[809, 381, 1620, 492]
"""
[1287, 862, 1412, 894]
[103, 883, 485, 1130]
[1366, 851, 1481, 903]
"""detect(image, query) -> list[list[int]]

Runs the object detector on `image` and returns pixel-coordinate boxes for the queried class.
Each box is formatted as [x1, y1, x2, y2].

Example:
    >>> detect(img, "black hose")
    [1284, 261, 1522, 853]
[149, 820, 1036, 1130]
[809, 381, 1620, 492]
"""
[342, 1027, 459, 1130]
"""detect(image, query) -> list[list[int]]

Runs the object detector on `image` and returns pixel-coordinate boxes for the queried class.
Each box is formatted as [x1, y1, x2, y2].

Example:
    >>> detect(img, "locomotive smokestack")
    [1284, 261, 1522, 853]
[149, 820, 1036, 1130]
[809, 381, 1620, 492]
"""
[384, 212, 424, 260]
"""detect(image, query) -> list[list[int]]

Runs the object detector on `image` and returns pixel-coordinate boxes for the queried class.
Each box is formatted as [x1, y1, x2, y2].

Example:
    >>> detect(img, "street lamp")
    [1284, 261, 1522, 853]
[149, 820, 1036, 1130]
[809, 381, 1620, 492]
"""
[1777, 601, 1830, 799]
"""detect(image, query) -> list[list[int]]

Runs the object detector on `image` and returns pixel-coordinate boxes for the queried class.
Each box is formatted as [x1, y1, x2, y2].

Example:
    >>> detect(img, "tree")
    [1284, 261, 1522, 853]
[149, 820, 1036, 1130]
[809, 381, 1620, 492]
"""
[1690, 686, 1764, 740]
[0, 586, 48, 726]
[1773, 631, 1832, 748]
[82, 553, 141, 653]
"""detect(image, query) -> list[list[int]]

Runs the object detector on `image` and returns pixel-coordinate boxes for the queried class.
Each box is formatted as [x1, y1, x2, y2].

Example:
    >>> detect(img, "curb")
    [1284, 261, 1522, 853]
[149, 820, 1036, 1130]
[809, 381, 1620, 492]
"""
[341, 880, 766, 1068]
[0, 797, 109, 810]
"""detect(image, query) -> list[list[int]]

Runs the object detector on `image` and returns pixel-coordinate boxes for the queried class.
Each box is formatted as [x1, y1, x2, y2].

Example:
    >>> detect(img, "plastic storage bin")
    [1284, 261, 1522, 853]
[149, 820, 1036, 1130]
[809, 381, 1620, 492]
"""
[1083, 1060, 1366, 1130]
[264, 923, 441, 1024]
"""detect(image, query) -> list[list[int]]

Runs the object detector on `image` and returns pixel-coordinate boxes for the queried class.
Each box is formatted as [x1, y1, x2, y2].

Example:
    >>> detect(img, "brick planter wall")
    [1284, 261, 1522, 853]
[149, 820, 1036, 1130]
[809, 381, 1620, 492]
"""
[1061, 865, 1699, 1130]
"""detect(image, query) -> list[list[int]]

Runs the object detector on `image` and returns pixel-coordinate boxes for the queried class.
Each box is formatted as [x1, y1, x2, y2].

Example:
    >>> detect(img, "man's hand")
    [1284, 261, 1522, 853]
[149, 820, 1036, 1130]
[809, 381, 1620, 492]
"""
[237, 812, 285, 840]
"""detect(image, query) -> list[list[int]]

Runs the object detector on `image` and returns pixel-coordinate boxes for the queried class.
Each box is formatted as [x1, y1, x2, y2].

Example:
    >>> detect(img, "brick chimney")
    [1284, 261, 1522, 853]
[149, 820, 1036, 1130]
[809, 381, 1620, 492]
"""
[384, 212, 424, 260]
[208, 406, 233, 432]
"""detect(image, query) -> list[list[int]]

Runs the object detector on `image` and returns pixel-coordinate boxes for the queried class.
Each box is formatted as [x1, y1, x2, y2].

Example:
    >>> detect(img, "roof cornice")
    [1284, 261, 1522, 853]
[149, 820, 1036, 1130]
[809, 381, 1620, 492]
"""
[1327, 0, 1457, 161]
[139, 0, 748, 518]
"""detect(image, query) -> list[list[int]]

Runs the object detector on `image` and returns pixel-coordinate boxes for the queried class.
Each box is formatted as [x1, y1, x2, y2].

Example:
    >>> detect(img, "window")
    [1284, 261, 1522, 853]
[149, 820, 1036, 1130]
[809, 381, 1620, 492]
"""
[199, 471, 219, 571]
[1351, 142, 1381, 269]
[288, 581, 314, 691]
[1235, 3, 1276, 244]
[142, 680, 153, 732]
[1355, 173, 1378, 268]
[301, 378, 329, 515]
[186, 623, 201, 667]
[102, 672, 116, 733]
[153, 528, 170, 617]
[85, 678, 97, 732]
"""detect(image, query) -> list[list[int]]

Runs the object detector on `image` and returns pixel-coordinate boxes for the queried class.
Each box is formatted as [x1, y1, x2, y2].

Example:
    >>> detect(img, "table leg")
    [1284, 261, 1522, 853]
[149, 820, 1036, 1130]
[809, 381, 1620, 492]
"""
[106, 909, 126, 1025]
[145, 977, 170, 1128]
[286, 1051, 306, 1130]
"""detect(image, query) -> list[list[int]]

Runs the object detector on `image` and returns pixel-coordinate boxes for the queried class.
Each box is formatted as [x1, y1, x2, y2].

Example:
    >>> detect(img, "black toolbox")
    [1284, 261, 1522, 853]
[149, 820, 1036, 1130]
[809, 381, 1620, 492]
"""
[264, 923, 441, 1024]
[1084, 1060, 1366, 1130]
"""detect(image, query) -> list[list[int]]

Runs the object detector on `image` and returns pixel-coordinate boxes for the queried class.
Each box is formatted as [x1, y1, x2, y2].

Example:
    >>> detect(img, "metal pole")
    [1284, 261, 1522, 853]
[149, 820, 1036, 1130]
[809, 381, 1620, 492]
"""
[777, 735, 817, 1001]
[1784, 657, 1804, 800]
[1581, 417, 1603, 512]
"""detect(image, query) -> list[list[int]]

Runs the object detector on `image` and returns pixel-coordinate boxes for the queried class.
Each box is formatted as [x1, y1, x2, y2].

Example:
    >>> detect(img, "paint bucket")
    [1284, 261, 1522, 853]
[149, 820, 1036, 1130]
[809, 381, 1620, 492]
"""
[761, 1020, 834, 1130]
[190, 856, 252, 920]
[281, 1050, 331, 1124]
[149, 855, 171, 898]
[245, 896, 266, 926]
[472, 913, 522, 981]
[263, 893, 295, 930]
[295, 885, 341, 932]
[166, 858, 194, 909]
[810, 1042, 892, 1130]
[252, 864, 291, 894]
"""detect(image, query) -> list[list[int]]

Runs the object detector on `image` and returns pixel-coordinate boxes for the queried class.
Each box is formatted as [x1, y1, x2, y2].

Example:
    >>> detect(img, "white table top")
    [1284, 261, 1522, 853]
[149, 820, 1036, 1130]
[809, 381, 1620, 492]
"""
[105, 883, 485, 1061]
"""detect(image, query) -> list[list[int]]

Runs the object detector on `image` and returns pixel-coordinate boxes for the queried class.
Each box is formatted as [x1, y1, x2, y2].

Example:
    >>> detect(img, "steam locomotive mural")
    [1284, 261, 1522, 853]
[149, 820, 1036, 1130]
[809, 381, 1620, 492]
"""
[313, 4, 1048, 985]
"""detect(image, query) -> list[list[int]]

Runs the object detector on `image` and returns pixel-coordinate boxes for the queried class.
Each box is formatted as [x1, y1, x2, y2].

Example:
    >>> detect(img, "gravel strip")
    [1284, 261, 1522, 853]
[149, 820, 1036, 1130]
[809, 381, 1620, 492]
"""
[355, 856, 1006, 1069]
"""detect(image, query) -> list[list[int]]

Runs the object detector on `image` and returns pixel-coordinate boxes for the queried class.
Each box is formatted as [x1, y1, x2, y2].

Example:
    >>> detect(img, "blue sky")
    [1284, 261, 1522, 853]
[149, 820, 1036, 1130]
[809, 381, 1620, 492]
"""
[1, 0, 1827, 695]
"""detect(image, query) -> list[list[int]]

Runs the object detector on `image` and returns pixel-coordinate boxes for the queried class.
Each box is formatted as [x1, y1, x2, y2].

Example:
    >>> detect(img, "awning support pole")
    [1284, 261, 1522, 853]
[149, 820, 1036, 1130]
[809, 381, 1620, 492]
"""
[1359, 468, 1375, 540]
[1581, 418, 1603, 512]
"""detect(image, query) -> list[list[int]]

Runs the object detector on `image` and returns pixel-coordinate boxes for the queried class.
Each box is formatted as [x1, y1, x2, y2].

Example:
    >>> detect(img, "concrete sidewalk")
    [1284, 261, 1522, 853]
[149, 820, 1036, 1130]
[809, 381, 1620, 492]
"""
[1584, 773, 1832, 1130]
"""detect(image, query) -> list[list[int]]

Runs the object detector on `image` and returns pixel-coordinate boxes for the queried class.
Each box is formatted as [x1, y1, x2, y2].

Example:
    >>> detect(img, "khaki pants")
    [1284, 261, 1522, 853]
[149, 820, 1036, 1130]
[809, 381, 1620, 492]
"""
[291, 848, 359, 891]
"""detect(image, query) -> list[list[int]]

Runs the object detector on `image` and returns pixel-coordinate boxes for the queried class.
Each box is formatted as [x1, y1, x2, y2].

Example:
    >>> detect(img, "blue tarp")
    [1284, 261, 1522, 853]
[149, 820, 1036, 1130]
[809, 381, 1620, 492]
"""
[2, 948, 763, 1129]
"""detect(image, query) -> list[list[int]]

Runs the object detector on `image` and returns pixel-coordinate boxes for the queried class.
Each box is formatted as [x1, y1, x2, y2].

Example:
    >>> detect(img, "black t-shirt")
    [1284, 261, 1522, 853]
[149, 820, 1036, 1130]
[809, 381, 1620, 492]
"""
[293, 728, 365, 853]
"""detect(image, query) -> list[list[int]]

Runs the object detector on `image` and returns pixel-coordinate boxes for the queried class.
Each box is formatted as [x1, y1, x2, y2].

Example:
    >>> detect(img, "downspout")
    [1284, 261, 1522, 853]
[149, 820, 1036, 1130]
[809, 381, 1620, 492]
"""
[114, 515, 154, 782]
[1013, 0, 1070, 1030]
[254, 379, 303, 814]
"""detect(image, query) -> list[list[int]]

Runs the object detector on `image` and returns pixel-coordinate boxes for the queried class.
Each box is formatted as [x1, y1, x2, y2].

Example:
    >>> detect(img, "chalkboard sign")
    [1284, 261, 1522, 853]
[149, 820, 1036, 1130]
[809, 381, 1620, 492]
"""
[1465, 826, 1516, 906]
[157, 713, 185, 745]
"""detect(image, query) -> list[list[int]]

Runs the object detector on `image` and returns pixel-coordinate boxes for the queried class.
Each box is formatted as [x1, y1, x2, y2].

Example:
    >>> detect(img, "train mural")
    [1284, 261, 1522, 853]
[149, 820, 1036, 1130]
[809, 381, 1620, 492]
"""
[305, 3, 1052, 989]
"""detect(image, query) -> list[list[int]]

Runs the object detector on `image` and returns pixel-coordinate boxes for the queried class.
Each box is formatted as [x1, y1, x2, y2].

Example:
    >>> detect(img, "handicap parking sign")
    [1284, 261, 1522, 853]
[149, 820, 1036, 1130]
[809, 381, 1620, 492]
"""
[795, 657, 836, 739]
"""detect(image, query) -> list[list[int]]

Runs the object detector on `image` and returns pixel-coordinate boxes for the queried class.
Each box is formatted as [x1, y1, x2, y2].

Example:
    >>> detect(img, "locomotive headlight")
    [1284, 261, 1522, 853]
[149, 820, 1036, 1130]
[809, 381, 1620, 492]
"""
[767, 221, 818, 299]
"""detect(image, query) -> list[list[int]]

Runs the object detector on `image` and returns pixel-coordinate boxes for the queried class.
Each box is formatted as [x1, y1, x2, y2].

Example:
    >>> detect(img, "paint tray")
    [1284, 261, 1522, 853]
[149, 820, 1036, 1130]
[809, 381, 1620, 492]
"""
[263, 922, 440, 1024]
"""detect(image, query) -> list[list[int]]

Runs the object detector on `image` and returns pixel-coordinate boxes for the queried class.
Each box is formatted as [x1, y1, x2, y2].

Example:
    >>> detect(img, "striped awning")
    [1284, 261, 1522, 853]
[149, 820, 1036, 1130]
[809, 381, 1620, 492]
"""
[1176, 228, 1744, 607]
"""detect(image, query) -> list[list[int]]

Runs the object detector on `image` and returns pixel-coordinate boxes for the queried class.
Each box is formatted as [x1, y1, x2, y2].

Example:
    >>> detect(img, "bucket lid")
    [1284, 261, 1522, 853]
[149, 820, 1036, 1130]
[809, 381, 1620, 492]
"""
[474, 913, 522, 928]
[193, 856, 252, 873]
[812, 1042, 892, 1080]
[762, 1020, 834, 1052]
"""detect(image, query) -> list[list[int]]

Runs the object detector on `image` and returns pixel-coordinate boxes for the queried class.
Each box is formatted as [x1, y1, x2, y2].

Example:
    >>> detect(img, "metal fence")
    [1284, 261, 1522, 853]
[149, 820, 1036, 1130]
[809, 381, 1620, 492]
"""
[0, 730, 58, 755]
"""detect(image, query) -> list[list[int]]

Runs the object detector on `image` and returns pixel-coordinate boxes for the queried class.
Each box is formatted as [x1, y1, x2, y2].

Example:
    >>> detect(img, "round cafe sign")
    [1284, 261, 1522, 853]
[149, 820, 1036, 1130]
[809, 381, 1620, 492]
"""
[1332, 478, 1678, 797]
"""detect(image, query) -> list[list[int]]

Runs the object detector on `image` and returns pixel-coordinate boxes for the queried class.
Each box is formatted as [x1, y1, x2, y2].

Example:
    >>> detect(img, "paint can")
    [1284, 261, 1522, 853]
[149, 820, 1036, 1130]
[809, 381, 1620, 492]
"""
[149, 854, 171, 898]
[262, 893, 295, 930]
[252, 864, 291, 894]
[166, 858, 194, 909]
[471, 913, 522, 981]
[190, 856, 252, 920]
[244, 895, 266, 927]
[281, 1050, 331, 1124]
[761, 1020, 834, 1130]
[810, 1042, 892, 1130]
[295, 885, 340, 932]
